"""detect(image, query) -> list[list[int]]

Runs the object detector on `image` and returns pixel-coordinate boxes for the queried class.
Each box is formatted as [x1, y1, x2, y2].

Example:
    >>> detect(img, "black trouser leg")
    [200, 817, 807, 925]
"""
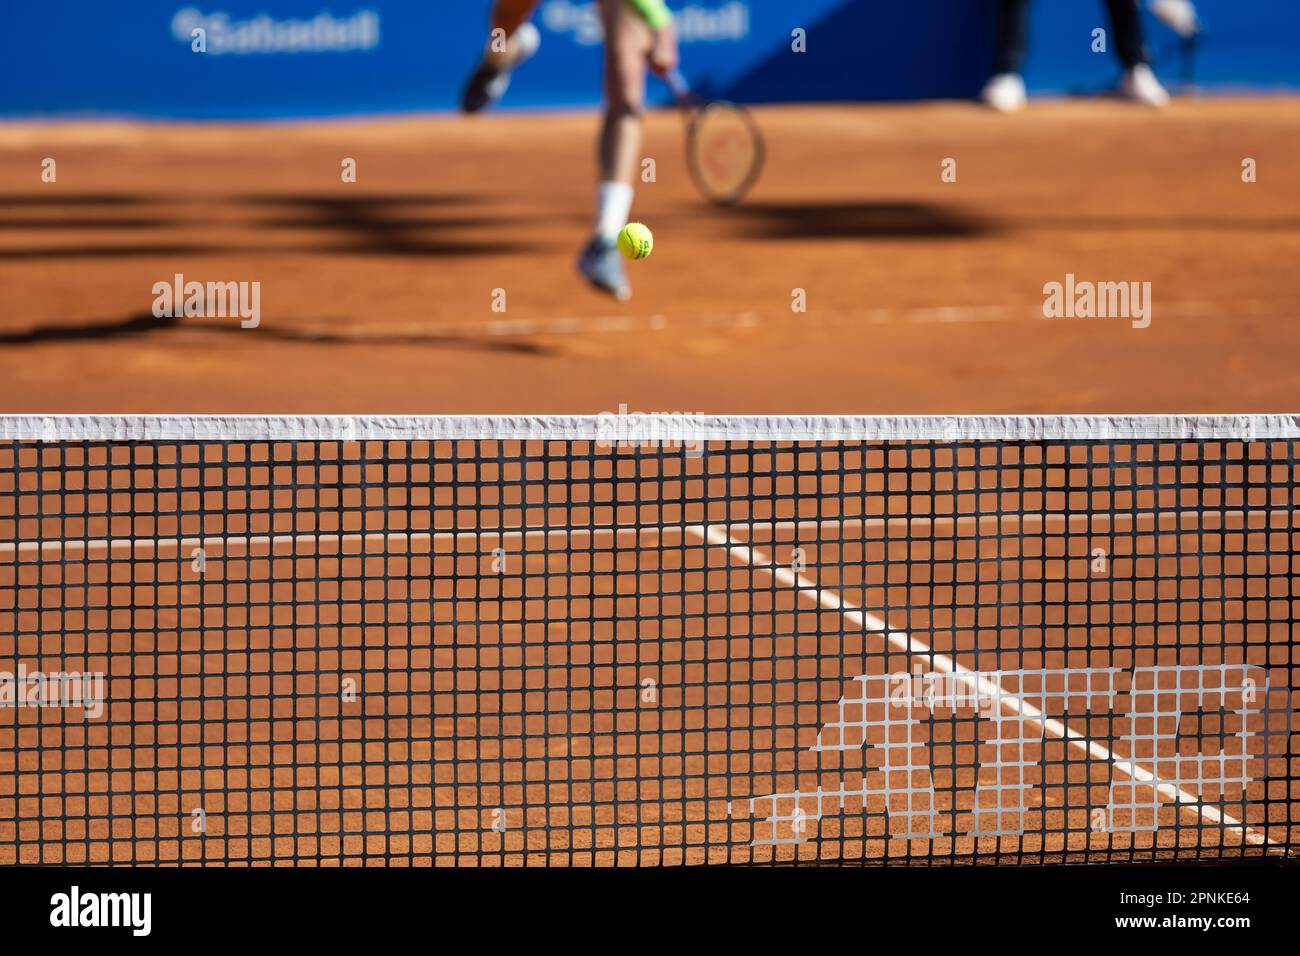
[992, 0, 1031, 75]
[1105, 0, 1150, 68]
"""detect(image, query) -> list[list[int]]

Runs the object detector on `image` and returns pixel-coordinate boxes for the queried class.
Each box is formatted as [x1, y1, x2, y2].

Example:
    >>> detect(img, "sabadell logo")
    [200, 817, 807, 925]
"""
[541, 1, 750, 46]
[171, 7, 381, 55]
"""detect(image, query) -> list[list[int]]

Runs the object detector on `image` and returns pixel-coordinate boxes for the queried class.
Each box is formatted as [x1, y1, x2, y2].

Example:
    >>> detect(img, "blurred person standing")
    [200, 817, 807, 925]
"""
[981, 0, 1171, 112]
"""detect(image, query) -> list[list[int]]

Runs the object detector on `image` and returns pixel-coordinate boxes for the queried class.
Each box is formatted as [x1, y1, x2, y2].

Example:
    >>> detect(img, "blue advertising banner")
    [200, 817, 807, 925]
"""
[0, 1, 1295, 119]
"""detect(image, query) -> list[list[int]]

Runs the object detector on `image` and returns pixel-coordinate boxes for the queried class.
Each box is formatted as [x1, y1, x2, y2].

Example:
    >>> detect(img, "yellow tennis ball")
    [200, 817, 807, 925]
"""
[617, 222, 653, 261]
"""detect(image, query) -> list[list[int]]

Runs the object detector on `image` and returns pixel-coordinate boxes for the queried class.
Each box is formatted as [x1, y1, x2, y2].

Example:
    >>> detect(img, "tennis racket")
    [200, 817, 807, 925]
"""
[666, 69, 765, 206]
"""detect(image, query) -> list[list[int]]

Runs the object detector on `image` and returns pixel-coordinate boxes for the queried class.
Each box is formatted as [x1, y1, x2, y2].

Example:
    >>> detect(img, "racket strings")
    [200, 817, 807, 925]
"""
[689, 103, 763, 205]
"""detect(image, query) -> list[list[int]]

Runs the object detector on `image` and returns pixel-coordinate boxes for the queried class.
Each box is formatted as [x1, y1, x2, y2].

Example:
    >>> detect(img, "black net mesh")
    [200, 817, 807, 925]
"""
[1, 426, 1296, 865]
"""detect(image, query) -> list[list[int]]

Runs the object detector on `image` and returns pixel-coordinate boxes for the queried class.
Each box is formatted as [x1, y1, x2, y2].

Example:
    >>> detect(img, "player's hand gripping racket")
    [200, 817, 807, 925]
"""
[665, 69, 764, 206]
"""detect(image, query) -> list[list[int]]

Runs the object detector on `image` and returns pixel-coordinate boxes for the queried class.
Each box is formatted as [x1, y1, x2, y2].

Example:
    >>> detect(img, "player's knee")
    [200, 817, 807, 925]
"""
[605, 97, 644, 121]
[604, 53, 647, 116]
[604, 84, 645, 119]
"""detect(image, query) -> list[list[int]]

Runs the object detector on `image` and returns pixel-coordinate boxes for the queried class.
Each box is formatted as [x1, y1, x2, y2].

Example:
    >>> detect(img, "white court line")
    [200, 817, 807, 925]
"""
[687, 521, 1277, 849]
[172, 297, 1300, 343]
[1, 507, 1291, 560]
[184, 311, 762, 342]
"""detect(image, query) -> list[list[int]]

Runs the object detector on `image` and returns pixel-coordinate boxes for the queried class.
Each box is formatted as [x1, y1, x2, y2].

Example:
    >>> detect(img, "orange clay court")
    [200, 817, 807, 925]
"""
[0, 100, 1298, 867]
[0, 99, 1297, 415]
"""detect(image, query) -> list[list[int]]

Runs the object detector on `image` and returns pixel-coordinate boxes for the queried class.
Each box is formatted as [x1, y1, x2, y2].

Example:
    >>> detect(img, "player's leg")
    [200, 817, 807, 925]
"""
[461, 0, 544, 114]
[980, 0, 1030, 113]
[1107, 0, 1170, 105]
[578, 0, 655, 301]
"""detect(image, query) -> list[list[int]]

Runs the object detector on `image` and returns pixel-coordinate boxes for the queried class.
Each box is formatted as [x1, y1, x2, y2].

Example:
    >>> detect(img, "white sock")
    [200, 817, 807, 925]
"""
[594, 181, 634, 242]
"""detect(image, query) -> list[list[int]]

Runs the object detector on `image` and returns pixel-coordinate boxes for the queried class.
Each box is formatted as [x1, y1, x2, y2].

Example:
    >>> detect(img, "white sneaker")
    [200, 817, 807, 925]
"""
[460, 22, 542, 114]
[511, 21, 542, 65]
[1117, 64, 1171, 107]
[1149, 0, 1201, 40]
[980, 73, 1027, 113]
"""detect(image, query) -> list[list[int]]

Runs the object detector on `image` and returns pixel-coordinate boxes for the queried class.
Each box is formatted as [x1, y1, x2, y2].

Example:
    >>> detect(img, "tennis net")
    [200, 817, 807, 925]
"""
[1, 414, 1296, 866]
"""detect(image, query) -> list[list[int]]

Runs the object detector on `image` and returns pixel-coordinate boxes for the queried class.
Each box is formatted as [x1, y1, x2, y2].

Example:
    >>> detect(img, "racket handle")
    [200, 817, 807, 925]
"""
[666, 69, 691, 101]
